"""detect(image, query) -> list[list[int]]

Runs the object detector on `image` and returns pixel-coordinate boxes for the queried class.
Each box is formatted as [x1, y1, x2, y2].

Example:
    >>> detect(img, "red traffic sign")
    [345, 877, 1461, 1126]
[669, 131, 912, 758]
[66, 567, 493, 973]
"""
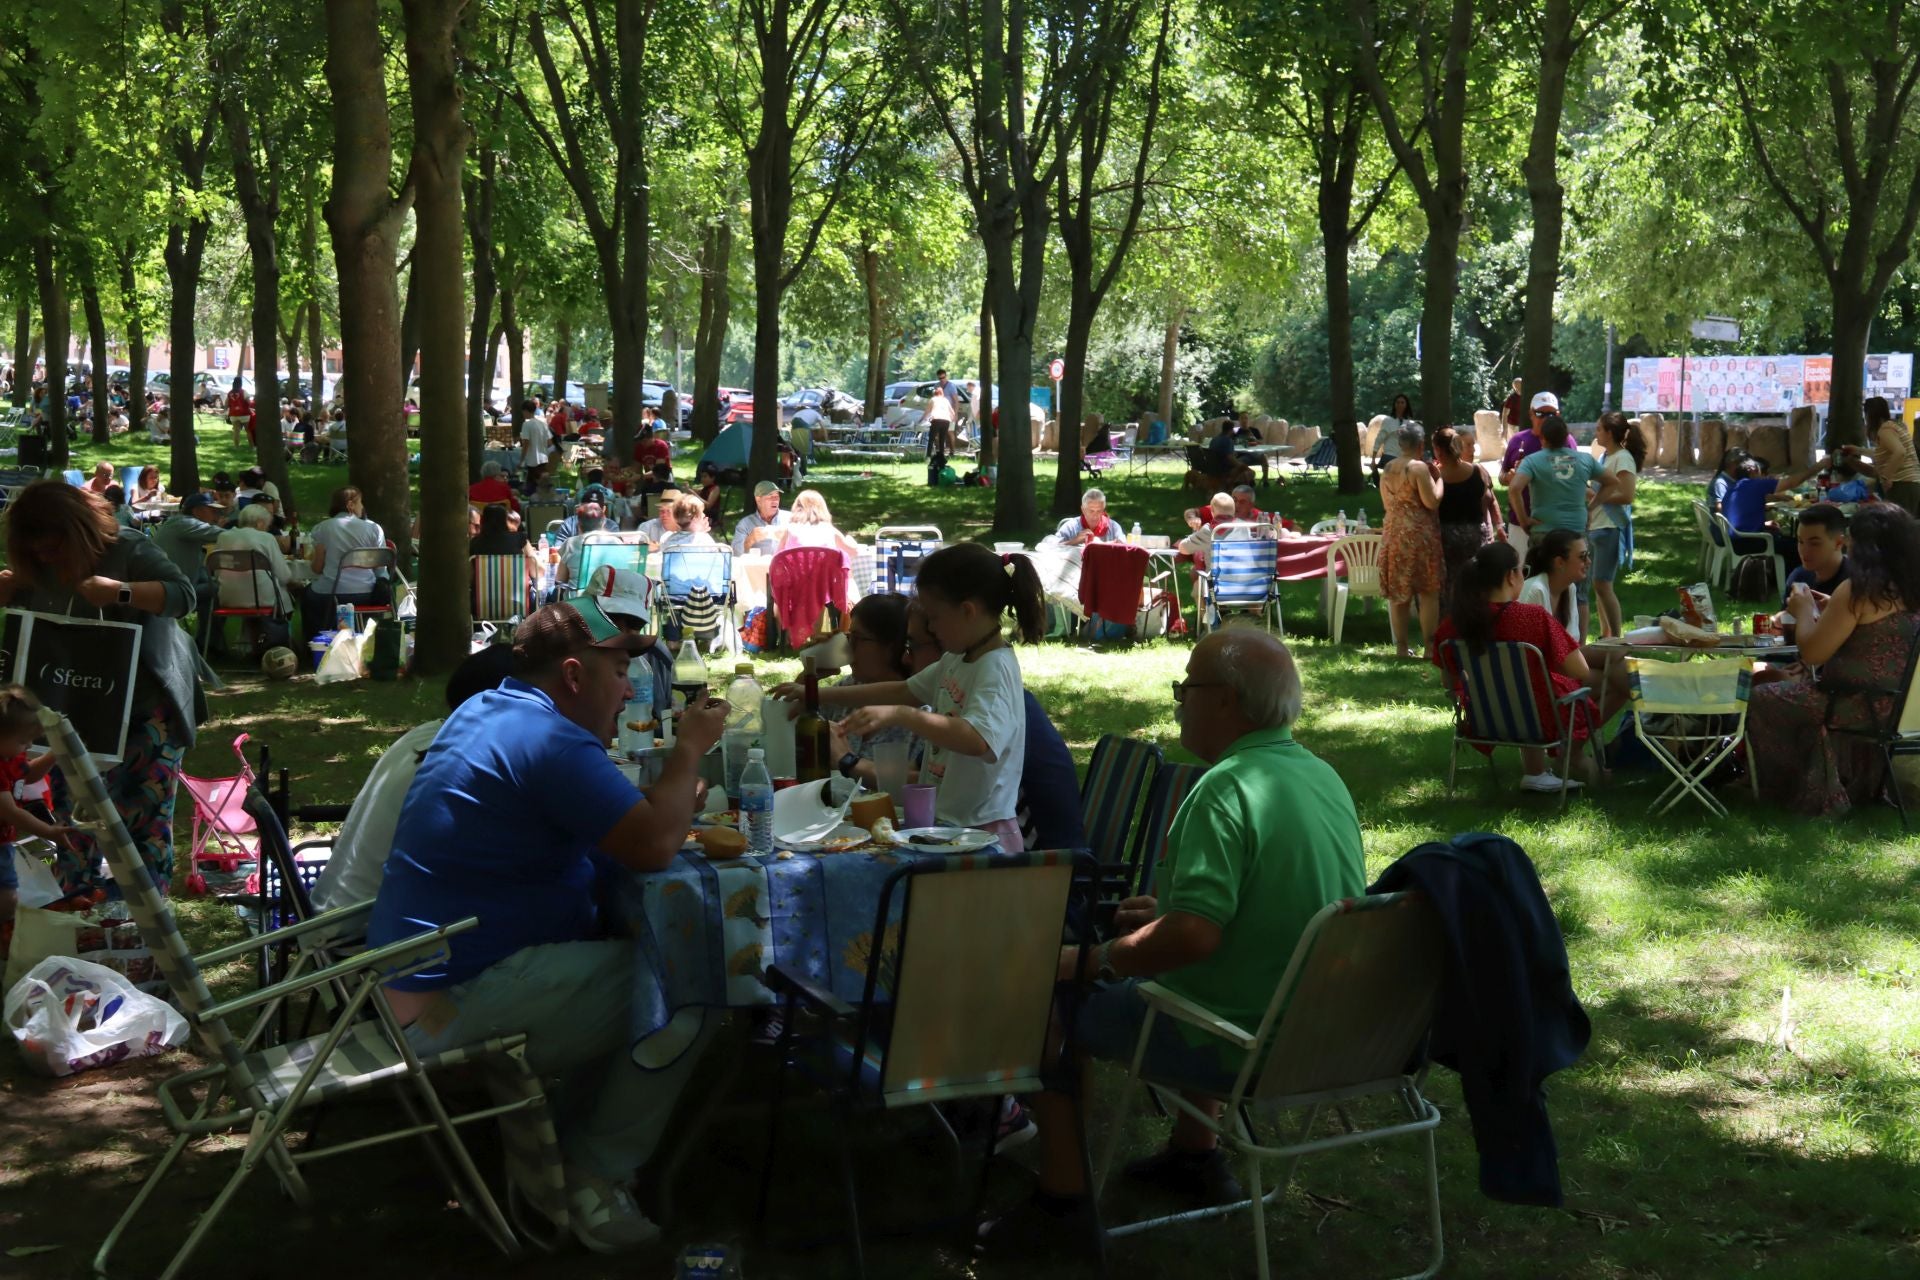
[1049, 358, 1065, 381]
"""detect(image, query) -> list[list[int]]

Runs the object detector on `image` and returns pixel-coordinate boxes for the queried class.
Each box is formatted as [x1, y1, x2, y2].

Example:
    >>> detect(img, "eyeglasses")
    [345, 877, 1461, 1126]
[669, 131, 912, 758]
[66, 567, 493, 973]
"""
[1171, 679, 1226, 703]
[1576, 550, 1594, 562]
[849, 631, 885, 648]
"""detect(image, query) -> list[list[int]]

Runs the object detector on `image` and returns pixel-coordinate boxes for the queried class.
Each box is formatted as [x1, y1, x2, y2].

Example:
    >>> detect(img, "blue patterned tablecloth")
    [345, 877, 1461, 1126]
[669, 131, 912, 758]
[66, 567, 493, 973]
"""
[619, 842, 998, 1064]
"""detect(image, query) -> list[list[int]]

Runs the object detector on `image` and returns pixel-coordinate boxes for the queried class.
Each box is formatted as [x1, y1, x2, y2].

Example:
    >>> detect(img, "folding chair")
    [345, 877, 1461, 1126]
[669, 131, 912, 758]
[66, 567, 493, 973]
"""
[1625, 655, 1756, 817]
[36, 707, 567, 1280]
[1692, 500, 1731, 586]
[203, 549, 284, 656]
[336, 545, 399, 624]
[1081, 541, 1151, 637]
[524, 500, 566, 539]
[1079, 733, 1163, 875]
[571, 531, 647, 591]
[660, 544, 738, 653]
[756, 851, 1102, 1279]
[768, 545, 847, 647]
[1128, 761, 1205, 899]
[1095, 892, 1446, 1280]
[1323, 532, 1384, 645]
[1199, 523, 1282, 636]
[1825, 629, 1920, 829]
[1438, 639, 1599, 810]
[1711, 511, 1785, 598]
[872, 525, 943, 596]
[472, 553, 529, 627]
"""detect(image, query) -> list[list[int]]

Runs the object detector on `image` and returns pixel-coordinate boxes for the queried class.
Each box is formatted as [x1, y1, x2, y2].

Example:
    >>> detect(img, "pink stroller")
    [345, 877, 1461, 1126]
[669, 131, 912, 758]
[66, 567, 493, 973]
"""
[178, 734, 261, 895]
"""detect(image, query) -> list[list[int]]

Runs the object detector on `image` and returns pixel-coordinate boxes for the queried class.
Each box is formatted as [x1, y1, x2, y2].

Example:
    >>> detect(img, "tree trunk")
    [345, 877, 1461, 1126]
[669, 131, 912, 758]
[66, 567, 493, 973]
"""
[745, 47, 793, 490]
[325, 0, 412, 561]
[464, 161, 498, 480]
[307, 300, 325, 411]
[1051, 271, 1092, 518]
[984, 235, 1038, 534]
[1325, 229, 1363, 491]
[503, 285, 524, 429]
[117, 248, 148, 438]
[283, 316, 302, 431]
[860, 241, 885, 418]
[692, 219, 730, 444]
[164, 218, 209, 493]
[33, 236, 70, 471]
[1520, 0, 1575, 407]
[398, 255, 420, 389]
[552, 308, 571, 397]
[404, 0, 473, 674]
[10, 303, 28, 408]
[978, 277, 993, 465]
[80, 262, 111, 446]
[218, 86, 292, 501]
[1827, 291, 1874, 449]
[1158, 306, 1180, 429]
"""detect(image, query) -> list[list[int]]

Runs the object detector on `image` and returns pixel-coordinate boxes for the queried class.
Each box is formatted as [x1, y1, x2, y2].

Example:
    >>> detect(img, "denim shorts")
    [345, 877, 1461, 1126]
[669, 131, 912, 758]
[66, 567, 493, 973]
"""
[1072, 978, 1244, 1095]
[1588, 527, 1625, 583]
[0, 842, 17, 892]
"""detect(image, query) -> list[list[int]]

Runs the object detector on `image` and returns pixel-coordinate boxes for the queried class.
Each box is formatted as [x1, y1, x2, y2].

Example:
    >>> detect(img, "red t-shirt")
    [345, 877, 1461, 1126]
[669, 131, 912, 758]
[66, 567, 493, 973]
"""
[227, 390, 250, 418]
[467, 477, 519, 513]
[0, 751, 29, 843]
[1431, 602, 1588, 744]
[633, 436, 671, 469]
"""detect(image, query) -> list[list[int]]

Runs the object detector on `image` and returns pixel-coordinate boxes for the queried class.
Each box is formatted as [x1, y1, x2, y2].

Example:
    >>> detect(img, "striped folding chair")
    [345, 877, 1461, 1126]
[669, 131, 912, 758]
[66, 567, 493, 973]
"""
[570, 532, 647, 593]
[1128, 761, 1206, 899]
[1079, 733, 1164, 873]
[1625, 655, 1756, 817]
[756, 850, 1102, 1278]
[471, 554, 528, 626]
[1438, 639, 1597, 810]
[36, 708, 568, 1279]
[872, 525, 943, 597]
[1199, 524, 1281, 635]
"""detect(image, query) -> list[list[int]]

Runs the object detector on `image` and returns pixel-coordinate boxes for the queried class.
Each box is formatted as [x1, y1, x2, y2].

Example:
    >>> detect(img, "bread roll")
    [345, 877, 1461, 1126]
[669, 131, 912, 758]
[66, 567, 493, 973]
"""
[849, 792, 896, 830]
[696, 826, 749, 859]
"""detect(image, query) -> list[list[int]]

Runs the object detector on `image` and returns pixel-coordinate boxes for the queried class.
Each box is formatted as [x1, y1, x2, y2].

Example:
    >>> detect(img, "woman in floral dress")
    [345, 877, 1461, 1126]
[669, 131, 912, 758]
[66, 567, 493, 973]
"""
[1379, 422, 1445, 659]
[1748, 506, 1920, 815]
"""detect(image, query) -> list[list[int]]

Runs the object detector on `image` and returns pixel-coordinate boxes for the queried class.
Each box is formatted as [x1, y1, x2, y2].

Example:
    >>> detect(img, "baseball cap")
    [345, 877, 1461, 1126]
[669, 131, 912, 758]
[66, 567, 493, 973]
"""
[183, 491, 221, 513]
[753, 480, 781, 498]
[583, 564, 656, 626]
[658, 488, 683, 505]
[1529, 391, 1560, 412]
[512, 598, 652, 672]
[578, 484, 612, 505]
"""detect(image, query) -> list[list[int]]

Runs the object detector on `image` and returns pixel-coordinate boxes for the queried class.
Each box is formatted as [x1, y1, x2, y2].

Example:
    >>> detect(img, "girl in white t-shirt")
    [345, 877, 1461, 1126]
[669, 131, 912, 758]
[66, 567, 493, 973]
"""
[797, 542, 1044, 850]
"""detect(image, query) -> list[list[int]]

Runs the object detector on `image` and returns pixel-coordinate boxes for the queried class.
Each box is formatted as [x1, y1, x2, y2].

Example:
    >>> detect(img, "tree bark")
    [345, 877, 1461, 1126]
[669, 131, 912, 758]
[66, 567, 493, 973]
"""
[325, 0, 413, 561]
[860, 240, 885, 418]
[502, 284, 524, 428]
[692, 218, 731, 444]
[1520, 0, 1576, 407]
[282, 315, 302, 437]
[464, 150, 499, 478]
[403, 0, 474, 675]
[398, 254, 420, 389]
[33, 236, 70, 471]
[216, 60, 292, 500]
[116, 246, 148, 438]
[1828, 292, 1874, 450]
[79, 259, 111, 446]
[163, 214, 210, 493]
[552, 308, 571, 399]
[10, 302, 28, 408]
[1325, 223, 1363, 488]
[1157, 306, 1180, 429]
[744, 8, 795, 490]
[978, 278, 993, 466]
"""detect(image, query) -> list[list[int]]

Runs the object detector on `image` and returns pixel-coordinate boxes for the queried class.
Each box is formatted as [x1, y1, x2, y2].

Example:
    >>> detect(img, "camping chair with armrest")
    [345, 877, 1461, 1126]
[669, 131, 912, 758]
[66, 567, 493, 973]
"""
[36, 708, 569, 1280]
[1625, 655, 1757, 818]
[202, 549, 285, 657]
[872, 525, 943, 596]
[1438, 639, 1600, 811]
[1324, 533, 1385, 645]
[1711, 511, 1785, 599]
[659, 544, 738, 653]
[1818, 627, 1920, 829]
[1091, 760, 1205, 940]
[755, 851, 1104, 1279]
[1094, 892, 1446, 1280]
[1692, 500, 1731, 586]
[472, 554, 531, 627]
[564, 532, 647, 599]
[524, 500, 566, 540]
[1080, 541, 1151, 639]
[1198, 524, 1282, 636]
[1079, 733, 1163, 911]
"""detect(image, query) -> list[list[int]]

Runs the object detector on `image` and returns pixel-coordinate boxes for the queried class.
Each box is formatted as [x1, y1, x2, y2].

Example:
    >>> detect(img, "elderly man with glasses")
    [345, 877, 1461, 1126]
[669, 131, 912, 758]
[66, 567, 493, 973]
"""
[980, 630, 1364, 1253]
[1052, 488, 1126, 546]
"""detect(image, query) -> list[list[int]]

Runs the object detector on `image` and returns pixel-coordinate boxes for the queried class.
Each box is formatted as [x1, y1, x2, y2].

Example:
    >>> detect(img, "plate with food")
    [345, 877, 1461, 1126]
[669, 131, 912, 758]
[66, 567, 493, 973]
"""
[889, 826, 995, 854]
[781, 821, 875, 854]
[687, 826, 752, 860]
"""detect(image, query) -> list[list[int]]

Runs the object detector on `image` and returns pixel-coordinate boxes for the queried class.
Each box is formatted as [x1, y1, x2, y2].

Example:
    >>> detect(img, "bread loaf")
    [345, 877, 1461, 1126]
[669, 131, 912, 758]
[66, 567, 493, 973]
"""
[849, 792, 897, 830]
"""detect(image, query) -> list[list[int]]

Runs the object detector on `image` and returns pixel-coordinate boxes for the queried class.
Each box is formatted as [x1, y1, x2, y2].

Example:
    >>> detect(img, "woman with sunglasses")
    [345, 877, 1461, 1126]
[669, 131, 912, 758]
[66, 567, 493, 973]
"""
[1518, 528, 1588, 637]
[824, 593, 918, 787]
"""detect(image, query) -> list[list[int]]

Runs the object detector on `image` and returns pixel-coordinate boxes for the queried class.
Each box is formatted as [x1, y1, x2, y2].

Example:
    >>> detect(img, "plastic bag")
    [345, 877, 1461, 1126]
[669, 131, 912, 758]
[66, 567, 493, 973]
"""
[12, 842, 63, 908]
[315, 628, 367, 684]
[5, 956, 187, 1077]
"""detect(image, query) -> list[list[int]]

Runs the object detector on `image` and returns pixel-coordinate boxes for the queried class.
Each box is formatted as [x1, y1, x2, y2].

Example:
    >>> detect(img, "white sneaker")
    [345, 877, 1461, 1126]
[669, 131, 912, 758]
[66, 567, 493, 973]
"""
[567, 1170, 661, 1254]
[1521, 771, 1582, 793]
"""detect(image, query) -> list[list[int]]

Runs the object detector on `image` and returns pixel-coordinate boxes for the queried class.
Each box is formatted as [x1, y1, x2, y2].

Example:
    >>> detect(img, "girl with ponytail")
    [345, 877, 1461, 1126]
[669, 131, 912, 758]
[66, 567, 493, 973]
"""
[782, 542, 1044, 850]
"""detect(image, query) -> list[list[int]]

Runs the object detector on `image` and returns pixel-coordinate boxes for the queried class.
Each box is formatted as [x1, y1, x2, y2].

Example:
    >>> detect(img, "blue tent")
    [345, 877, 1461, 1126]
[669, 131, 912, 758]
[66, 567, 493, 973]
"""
[699, 422, 754, 471]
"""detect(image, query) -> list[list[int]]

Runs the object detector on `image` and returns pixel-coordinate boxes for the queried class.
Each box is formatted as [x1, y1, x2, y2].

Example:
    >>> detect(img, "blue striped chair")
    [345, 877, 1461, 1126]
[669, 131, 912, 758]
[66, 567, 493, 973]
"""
[1199, 525, 1282, 635]
[36, 707, 568, 1278]
[1437, 639, 1596, 809]
[1079, 733, 1164, 872]
[1128, 761, 1207, 899]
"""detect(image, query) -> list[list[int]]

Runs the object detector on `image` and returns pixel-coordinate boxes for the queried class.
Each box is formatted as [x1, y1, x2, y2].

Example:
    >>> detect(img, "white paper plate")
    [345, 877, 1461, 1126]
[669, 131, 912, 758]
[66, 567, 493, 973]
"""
[781, 821, 873, 853]
[891, 827, 995, 854]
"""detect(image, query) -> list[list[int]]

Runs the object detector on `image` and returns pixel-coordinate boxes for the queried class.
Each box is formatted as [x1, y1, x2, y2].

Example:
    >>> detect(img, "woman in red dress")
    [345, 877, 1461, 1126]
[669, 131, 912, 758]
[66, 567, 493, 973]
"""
[1431, 541, 1613, 793]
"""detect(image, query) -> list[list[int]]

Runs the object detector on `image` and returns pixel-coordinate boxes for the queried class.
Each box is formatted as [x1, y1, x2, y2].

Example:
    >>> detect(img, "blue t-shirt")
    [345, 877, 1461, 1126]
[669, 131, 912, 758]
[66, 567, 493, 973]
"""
[1725, 476, 1779, 533]
[1019, 692, 1085, 851]
[366, 679, 639, 990]
[1516, 446, 1604, 534]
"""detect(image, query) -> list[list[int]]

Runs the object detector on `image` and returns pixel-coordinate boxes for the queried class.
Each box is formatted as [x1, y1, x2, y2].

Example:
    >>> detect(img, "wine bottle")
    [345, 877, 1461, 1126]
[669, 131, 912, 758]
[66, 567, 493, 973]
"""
[795, 657, 832, 783]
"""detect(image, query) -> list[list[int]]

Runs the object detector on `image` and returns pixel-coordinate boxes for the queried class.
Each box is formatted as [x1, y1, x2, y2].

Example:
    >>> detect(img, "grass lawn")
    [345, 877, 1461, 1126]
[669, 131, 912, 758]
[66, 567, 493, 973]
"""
[3, 421, 1919, 1277]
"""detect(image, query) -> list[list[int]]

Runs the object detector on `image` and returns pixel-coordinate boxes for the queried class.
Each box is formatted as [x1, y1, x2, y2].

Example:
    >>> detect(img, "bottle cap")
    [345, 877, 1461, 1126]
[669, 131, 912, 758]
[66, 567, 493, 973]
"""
[737, 663, 753, 674]
[748, 748, 764, 761]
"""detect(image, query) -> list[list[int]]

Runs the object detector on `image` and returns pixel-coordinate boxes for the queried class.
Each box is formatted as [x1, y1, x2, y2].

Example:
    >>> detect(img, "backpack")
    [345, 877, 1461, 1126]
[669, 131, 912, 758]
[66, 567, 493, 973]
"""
[1729, 555, 1777, 603]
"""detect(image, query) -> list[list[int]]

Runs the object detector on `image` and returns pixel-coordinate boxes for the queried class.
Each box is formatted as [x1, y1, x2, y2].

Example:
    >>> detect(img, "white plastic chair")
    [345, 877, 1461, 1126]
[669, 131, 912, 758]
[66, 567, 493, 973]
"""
[1690, 501, 1730, 586]
[1711, 511, 1785, 599]
[1095, 892, 1446, 1279]
[1323, 533, 1385, 645]
[1625, 655, 1757, 817]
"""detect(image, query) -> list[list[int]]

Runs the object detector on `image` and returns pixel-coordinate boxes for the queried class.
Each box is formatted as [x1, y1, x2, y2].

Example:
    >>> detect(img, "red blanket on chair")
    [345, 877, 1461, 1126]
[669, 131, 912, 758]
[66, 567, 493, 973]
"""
[769, 547, 847, 647]
[1080, 543, 1149, 627]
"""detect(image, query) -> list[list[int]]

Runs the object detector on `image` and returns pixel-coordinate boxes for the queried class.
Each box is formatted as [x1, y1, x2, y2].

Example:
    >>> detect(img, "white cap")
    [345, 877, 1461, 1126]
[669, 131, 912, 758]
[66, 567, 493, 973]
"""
[1530, 391, 1560, 412]
[748, 747, 764, 760]
[584, 564, 655, 625]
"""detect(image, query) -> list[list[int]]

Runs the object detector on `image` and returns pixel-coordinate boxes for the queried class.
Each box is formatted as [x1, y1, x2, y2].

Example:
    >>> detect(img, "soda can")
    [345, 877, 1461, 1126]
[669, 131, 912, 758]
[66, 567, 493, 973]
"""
[676, 1242, 740, 1278]
[335, 603, 356, 632]
[1752, 613, 1773, 636]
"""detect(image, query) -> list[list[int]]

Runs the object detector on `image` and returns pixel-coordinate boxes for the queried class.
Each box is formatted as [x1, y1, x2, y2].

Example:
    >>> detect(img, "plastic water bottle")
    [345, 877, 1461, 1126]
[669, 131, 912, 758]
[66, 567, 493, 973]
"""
[739, 749, 774, 856]
[722, 663, 764, 794]
[1336, 508, 1348, 535]
[1128, 521, 1141, 545]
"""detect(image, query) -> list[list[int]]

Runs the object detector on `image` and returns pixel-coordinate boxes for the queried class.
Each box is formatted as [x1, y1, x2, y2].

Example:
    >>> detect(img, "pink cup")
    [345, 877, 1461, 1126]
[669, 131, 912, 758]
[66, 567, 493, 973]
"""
[900, 783, 937, 829]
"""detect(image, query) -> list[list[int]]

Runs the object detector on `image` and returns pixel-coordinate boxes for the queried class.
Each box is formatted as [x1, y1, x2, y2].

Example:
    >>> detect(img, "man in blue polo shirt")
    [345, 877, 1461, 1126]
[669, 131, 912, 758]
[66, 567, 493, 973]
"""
[366, 597, 728, 1253]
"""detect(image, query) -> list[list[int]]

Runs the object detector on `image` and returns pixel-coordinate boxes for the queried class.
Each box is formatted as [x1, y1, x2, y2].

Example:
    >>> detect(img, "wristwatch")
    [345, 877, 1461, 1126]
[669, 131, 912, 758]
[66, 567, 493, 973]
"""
[836, 751, 861, 779]
[1093, 942, 1119, 983]
[116, 584, 133, 606]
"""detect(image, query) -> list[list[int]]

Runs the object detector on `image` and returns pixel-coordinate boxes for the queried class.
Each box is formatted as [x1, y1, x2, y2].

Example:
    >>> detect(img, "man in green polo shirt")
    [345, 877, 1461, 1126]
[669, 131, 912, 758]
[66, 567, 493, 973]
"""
[980, 630, 1364, 1252]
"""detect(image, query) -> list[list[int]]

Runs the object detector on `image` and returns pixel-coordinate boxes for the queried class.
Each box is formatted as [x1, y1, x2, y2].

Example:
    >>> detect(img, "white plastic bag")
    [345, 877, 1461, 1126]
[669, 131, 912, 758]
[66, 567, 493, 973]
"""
[4, 956, 188, 1077]
[11, 841, 63, 908]
[314, 629, 367, 684]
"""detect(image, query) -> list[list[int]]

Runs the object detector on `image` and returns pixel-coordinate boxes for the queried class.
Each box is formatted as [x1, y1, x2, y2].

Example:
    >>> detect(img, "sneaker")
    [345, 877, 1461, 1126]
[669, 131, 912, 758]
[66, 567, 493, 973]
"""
[567, 1169, 661, 1254]
[994, 1097, 1038, 1152]
[1521, 771, 1583, 793]
[1122, 1145, 1246, 1205]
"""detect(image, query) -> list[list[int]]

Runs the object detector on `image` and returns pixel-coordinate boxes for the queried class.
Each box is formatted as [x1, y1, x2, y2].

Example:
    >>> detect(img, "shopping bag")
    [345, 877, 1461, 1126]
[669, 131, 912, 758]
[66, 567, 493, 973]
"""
[4, 902, 154, 995]
[12, 842, 63, 908]
[5, 956, 187, 1077]
[315, 628, 367, 684]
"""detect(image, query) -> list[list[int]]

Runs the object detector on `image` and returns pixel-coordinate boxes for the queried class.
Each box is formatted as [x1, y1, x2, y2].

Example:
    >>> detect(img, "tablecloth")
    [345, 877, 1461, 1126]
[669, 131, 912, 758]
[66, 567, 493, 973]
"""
[1275, 534, 1344, 581]
[619, 841, 999, 1064]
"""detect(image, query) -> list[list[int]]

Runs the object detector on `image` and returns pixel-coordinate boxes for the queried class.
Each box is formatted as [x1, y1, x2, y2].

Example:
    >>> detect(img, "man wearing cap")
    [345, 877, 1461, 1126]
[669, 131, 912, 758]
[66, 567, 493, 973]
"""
[152, 491, 227, 650]
[554, 489, 621, 589]
[636, 489, 683, 549]
[1500, 391, 1557, 557]
[731, 480, 789, 555]
[366, 597, 728, 1253]
[632, 420, 671, 471]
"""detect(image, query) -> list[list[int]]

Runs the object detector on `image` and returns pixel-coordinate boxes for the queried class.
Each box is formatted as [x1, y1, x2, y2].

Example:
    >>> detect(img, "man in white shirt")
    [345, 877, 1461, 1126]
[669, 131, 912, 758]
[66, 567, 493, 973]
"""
[731, 481, 789, 555]
[521, 405, 552, 471]
[313, 646, 517, 912]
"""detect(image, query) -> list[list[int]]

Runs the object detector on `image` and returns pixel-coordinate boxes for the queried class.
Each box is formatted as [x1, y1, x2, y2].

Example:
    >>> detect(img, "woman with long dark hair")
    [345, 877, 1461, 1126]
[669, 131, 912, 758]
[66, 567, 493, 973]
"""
[1588, 412, 1646, 638]
[1748, 505, 1920, 814]
[1432, 424, 1504, 599]
[1838, 397, 1920, 516]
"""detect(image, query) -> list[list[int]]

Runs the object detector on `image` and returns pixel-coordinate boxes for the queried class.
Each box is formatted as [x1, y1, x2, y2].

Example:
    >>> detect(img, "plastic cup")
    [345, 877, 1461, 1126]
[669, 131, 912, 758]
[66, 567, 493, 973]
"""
[901, 783, 937, 829]
[873, 741, 910, 799]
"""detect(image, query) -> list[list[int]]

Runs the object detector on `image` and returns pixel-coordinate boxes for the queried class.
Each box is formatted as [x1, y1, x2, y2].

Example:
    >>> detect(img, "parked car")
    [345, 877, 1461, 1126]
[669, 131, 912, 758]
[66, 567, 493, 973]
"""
[641, 379, 693, 426]
[881, 381, 918, 414]
[781, 387, 865, 425]
[722, 388, 756, 426]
